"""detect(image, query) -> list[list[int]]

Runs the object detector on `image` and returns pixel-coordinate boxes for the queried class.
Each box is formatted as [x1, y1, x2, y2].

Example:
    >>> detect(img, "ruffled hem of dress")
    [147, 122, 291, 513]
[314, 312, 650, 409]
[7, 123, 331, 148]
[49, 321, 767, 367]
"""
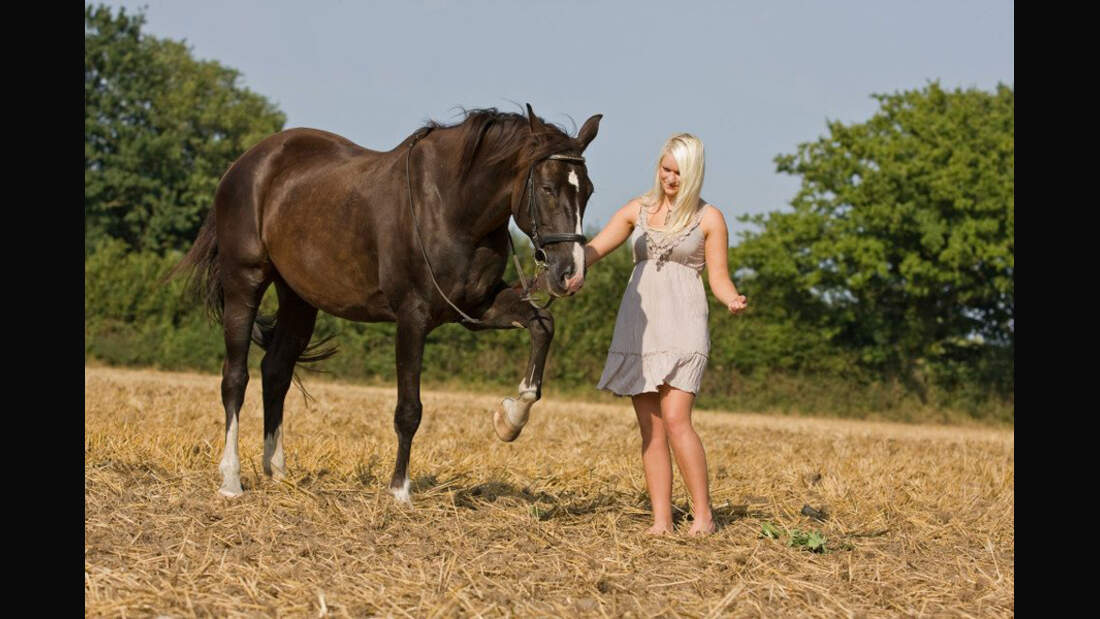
[596, 350, 708, 396]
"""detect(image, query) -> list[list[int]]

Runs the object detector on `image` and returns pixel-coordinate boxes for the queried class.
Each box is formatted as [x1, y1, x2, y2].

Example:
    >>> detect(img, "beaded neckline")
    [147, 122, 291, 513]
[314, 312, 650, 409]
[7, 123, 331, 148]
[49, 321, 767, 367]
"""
[639, 205, 704, 269]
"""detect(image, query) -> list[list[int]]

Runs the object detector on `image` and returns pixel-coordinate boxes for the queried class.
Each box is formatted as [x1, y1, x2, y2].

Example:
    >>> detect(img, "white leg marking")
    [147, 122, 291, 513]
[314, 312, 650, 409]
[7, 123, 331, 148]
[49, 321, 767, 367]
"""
[507, 379, 539, 427]
[263, 426, 286, 481]
[390, 477, 412, 504]
[519, 378, 536, 395]
[219, 416, 242, 497]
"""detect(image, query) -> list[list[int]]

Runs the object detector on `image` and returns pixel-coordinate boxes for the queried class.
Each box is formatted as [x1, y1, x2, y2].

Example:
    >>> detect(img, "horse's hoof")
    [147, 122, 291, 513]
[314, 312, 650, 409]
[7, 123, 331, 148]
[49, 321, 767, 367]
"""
[218, 485, 243, 498]
[494, 398, 524, 442]
[264, 465, 287, 482]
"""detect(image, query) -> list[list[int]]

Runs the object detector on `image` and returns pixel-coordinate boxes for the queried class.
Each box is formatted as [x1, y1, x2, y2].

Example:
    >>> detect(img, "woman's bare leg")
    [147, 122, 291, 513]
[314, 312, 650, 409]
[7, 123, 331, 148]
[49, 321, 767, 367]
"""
[632, 391, 673, 534]
[660, 385, 715, 535]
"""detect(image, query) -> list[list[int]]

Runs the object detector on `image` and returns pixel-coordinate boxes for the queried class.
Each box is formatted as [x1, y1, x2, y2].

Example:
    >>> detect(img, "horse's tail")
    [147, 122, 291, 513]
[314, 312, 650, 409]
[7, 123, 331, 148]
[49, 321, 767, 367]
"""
[164, 209, 224, 322]
[250, 315, 339, 364]
[250, 315, 339, 406]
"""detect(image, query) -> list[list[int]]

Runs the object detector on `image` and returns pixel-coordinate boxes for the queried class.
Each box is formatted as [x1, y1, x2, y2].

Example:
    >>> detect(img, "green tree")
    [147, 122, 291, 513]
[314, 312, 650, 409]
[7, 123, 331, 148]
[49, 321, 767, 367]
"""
[85, 4, 286, 253]
[732, 82, 1013, 394]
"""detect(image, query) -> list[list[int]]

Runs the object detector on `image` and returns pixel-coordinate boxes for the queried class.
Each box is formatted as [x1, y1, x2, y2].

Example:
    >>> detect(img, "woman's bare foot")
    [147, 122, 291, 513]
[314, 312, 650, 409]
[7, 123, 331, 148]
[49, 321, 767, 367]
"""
[687, 519, 716, 536]
[645, 523, 674, 536]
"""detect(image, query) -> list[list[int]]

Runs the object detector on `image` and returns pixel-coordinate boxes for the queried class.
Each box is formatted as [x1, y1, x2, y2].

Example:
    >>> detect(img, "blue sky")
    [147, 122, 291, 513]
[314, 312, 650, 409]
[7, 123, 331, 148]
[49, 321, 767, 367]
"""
[91, 0, 1013, 242]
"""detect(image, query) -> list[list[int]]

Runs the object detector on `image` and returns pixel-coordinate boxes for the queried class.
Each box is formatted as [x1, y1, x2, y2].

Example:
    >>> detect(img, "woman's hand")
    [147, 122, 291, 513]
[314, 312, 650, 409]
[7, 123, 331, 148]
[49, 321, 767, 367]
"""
[727, 295, 747, 315]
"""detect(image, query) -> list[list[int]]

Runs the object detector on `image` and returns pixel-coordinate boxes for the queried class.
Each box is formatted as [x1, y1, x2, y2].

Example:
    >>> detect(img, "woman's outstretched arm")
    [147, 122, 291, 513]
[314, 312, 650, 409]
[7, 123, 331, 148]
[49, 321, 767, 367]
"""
[584, 199, 640, 268]
[702, 205, 748, 314]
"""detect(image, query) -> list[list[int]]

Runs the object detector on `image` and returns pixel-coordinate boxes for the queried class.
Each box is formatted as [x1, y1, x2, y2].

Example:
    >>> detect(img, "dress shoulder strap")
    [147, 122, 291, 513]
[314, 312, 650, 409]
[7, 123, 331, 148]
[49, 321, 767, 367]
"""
[691, 205, 707, 231]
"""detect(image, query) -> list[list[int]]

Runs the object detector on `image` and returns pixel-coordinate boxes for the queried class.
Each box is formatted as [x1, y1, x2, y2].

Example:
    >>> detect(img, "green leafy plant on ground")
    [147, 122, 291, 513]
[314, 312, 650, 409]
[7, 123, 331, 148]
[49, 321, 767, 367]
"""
[760, 522, 848, 554]
[760, 522, 782, 540]
[787, 528, 828, 553]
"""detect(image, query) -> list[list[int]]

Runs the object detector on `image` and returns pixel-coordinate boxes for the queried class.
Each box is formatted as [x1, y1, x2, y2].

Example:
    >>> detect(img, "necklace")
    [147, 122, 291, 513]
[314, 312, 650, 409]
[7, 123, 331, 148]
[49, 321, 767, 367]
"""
[642, 205, 698, 269]
[645, 201, 672, 229]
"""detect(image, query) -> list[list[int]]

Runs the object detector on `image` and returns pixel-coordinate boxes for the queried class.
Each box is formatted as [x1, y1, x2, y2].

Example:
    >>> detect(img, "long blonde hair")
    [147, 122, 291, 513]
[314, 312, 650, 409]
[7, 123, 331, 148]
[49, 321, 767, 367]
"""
[640, 133, 705, 235]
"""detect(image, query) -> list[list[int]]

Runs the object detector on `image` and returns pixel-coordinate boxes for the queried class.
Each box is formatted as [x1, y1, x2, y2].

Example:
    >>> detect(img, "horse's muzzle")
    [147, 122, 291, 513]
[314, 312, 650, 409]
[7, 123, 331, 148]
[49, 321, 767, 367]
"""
[564, 272, 585, 295]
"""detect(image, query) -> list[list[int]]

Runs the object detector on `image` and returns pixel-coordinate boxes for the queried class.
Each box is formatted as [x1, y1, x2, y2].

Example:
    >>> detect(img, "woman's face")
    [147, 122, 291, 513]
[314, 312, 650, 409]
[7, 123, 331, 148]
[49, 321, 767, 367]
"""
[659, 153, 680, 199]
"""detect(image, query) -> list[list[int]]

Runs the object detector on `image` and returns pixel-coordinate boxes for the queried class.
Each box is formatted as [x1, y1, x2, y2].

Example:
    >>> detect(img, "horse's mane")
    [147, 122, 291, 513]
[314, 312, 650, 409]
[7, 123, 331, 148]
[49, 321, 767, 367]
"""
[416, 108, 579, 180]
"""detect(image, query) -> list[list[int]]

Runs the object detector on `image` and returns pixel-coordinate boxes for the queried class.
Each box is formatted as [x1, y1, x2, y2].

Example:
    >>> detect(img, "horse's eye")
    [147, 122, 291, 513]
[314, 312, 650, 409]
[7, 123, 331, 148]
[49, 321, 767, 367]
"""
[540, 186, 553, 194]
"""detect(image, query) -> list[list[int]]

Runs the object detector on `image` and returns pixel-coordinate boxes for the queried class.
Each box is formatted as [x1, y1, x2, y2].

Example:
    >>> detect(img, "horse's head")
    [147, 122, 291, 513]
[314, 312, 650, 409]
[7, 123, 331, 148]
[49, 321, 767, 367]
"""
[512, 103, 602, 298]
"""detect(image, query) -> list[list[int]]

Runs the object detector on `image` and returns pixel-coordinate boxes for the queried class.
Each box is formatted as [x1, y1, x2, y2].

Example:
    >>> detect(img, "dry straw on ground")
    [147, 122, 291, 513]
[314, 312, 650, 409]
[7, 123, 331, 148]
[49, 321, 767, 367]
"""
[85, 366, 1013, 617]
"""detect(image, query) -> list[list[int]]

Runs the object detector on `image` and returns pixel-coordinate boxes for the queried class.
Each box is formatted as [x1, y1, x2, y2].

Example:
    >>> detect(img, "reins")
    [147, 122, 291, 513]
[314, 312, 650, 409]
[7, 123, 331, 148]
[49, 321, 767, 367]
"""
[405, 133, 587, 324]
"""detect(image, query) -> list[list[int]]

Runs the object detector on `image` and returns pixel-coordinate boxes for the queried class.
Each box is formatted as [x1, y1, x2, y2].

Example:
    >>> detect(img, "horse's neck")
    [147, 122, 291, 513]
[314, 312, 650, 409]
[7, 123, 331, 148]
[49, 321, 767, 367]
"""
[429, 130, 519, 240]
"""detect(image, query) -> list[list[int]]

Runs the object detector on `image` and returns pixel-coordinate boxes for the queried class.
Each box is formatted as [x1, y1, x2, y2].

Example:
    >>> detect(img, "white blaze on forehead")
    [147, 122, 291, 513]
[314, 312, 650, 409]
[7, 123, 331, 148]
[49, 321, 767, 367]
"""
[568, 170, 580, 192]
[571, 207, 584, 279]
[560, 168, 584, 284]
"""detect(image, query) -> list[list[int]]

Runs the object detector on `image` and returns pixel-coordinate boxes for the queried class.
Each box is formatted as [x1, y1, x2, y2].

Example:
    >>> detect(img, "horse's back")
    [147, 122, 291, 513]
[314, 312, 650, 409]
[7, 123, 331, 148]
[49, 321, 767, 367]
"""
[214, 128, 401, 320]
[214, 127, 387, 242]
[233, 128, 375, 179]
[268, 127, 375, 158]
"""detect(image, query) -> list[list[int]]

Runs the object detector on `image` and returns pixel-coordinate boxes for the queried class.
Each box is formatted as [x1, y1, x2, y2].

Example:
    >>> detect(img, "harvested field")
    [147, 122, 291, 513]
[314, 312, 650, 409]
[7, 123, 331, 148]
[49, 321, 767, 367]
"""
[85, 366, 1014, 617]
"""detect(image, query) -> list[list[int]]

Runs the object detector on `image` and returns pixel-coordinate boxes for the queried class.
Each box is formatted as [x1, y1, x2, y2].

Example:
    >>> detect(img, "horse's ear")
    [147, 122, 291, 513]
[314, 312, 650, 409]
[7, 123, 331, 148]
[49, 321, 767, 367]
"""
[577, 114, 603, 151]
[526, 103, 543, 131]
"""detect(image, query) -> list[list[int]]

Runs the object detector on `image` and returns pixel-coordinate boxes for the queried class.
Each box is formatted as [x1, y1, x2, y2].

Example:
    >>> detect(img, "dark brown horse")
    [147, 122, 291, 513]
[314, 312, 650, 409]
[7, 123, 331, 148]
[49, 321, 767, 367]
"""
[172, 105, 602, 501]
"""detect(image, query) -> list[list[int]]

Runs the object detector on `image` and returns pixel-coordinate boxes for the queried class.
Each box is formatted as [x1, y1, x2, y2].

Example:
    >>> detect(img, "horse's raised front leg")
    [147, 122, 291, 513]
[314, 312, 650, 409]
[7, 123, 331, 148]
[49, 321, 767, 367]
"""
[389, 314, 428, 505]
[464, 285, 554, 442]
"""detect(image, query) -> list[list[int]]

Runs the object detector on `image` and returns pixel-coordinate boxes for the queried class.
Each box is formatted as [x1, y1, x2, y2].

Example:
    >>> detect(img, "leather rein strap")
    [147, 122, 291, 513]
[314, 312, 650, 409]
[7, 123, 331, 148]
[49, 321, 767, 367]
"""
[405, 135, 587, 324]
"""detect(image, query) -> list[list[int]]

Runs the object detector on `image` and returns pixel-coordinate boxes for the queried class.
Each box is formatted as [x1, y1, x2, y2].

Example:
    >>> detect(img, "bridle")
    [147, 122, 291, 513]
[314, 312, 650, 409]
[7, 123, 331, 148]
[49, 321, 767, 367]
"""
[405, 135, 588, 324]
[522, 152, 588, 268]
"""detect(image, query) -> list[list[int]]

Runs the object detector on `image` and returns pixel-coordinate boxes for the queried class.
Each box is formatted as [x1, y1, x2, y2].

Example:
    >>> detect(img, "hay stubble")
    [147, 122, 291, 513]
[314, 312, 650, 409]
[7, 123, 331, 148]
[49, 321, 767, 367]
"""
[85, 367, 1013, 616]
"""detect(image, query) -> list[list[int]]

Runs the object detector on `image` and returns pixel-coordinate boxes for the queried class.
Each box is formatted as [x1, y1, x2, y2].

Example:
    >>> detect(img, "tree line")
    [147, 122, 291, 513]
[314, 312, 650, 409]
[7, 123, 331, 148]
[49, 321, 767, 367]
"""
[84, 5, 1014, 423]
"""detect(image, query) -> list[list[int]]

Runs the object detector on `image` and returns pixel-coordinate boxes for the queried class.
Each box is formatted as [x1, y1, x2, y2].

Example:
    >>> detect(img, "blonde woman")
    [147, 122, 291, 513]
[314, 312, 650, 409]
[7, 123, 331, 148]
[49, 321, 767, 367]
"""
[585, 134, 747, 536]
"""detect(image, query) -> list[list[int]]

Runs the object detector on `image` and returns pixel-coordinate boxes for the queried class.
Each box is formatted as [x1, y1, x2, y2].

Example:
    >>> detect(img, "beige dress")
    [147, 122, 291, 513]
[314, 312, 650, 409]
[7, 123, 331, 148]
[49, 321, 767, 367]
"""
[597, 203, 709, 396]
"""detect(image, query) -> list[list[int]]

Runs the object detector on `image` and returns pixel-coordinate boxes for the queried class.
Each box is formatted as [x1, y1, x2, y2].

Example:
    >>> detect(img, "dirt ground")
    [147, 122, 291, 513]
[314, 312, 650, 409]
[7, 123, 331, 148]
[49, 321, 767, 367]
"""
[85, 366, 1013, 616]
